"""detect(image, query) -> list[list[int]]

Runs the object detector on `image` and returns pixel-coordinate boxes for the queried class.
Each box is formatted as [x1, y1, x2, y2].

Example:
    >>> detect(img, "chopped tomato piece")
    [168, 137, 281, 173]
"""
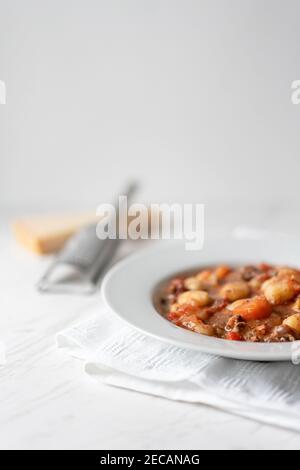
[259, 263, 272, 272]
[181, 313, 199, 324]
[257, 273, 271, 283]
[229, 296, 272, 321]
[176, 304, 200, 316]
[167, 304, 199, 323]
[167, 311, 181, 321]
[226, 332, 242, 341]
[204, 299, 228, 316]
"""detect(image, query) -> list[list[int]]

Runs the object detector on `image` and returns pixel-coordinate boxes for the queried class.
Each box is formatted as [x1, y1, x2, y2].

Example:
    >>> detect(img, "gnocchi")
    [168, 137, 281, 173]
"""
[177, 290, 211, 307]
[220, 281, 250, 302]
[283, 314, 300, 334]
[184, 276, 203, 291]
[262, 277, 300, 305]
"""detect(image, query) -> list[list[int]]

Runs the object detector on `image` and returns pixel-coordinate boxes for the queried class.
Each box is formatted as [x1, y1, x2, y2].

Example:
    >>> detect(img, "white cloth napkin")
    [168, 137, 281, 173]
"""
[57, 301, 300, 433]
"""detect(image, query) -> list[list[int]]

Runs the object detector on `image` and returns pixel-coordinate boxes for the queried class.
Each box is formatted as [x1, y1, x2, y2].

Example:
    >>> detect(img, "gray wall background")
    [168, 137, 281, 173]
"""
[0, 0, 299, 210]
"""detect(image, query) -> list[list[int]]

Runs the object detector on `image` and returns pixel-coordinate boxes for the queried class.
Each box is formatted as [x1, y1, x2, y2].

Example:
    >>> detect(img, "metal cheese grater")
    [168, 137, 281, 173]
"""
[37, 183, 137, 294]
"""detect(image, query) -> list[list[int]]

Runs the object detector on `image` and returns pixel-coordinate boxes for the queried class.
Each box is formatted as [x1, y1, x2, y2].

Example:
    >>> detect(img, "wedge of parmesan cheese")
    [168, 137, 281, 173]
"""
[12, 213, 100, 255]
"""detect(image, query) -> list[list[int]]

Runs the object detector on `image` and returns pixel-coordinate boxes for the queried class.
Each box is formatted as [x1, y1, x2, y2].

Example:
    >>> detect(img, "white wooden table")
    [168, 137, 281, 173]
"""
[1, 207, 300, 450]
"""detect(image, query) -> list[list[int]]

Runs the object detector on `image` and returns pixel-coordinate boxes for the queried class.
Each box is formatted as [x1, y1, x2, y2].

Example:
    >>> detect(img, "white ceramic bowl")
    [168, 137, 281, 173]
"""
[102, 236, 300, 361]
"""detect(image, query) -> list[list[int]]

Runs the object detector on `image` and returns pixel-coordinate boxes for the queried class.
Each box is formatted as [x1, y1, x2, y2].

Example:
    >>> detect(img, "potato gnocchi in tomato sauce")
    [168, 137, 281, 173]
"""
[157, 264, 300, 342]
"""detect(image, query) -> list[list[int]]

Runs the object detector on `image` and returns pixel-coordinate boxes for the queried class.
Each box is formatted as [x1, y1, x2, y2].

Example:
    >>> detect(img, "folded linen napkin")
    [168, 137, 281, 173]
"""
[57, 301, 300, 432]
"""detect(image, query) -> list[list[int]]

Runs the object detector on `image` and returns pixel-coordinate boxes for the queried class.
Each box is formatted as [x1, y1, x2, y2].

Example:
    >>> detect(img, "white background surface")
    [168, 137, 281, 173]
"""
[2, 0, 300, 450]
[1, 209, 300, 450]
[1, 0, 300, 209]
